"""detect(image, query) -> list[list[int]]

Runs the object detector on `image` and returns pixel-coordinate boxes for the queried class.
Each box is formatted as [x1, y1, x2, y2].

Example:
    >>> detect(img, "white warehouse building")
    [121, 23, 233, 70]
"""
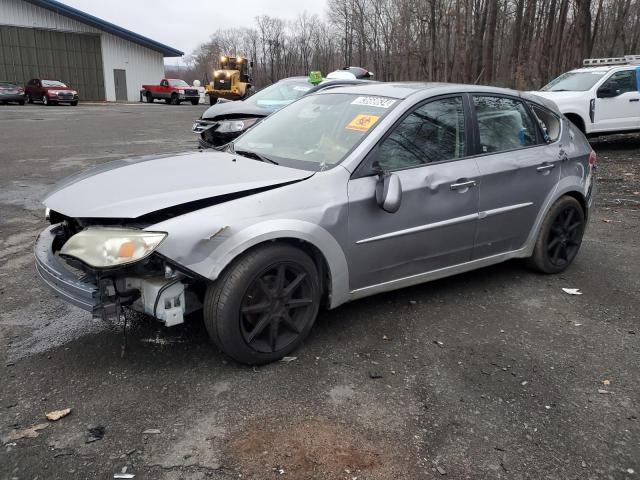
[0, 0, 183, 101]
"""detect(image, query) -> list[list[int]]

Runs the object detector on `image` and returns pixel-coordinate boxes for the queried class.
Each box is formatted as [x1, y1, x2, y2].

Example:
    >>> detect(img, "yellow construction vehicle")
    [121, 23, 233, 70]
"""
[205, 55, 253, 105]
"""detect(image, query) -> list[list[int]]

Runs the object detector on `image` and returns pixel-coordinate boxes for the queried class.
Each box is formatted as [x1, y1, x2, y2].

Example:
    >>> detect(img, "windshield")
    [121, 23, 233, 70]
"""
[169, 79, 190, 87]
[541, 71, 606, 92]
[0, 82, 17, 88]
[234, 93, 398, 170]
[42, 80, 68, 87]
[245, 81, 312, 111]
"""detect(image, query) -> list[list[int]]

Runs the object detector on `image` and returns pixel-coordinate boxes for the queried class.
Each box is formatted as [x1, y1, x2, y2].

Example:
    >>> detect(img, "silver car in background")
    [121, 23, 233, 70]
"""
[35, 83, 596, 364]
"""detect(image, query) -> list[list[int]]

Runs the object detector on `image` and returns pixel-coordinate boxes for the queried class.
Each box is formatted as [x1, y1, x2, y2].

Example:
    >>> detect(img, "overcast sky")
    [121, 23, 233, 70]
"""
[61, 0, 328, 65]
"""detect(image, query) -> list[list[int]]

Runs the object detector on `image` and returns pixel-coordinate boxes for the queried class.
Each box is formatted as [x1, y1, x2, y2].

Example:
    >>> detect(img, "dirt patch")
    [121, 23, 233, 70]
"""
[226, 418, 405, 479]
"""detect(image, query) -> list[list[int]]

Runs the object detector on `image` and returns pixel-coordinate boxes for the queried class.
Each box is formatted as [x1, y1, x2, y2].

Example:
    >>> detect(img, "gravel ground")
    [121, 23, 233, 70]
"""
[0, 103, 638, 480]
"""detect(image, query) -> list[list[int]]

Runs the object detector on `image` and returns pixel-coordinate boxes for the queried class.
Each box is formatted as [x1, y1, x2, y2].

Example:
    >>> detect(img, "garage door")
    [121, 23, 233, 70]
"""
[0, 26, 105, 101]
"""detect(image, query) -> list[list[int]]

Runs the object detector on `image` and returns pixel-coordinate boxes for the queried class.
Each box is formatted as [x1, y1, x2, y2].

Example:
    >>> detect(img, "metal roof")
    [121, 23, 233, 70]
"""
[23, 0, 183, 57]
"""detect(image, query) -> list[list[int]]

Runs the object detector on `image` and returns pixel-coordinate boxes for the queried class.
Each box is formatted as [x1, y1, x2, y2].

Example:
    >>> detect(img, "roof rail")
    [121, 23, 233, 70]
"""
[583, 55, 640, 67]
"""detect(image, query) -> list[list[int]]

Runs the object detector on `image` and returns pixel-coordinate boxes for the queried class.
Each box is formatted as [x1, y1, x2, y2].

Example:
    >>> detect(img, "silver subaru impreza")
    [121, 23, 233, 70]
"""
[35, 83, 596, 364]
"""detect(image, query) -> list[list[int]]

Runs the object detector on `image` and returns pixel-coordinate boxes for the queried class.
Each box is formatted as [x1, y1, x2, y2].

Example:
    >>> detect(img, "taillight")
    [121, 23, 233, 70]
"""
[588, 151, 597, 167]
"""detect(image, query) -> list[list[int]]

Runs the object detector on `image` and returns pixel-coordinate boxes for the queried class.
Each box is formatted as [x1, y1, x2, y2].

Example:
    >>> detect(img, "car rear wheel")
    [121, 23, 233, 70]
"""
[146, 92, 154, 103]
[203, 244, 321, 365]
[527, 196, 585, 274]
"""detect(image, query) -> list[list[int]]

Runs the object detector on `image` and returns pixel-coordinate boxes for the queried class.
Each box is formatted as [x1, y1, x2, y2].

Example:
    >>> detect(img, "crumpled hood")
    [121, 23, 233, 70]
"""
[44, 151, 313, 219]
[202, 99, 270, 120]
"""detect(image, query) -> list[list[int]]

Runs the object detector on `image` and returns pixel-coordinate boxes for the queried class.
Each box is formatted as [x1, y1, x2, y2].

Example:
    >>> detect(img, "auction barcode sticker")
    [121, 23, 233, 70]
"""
[351, 96, 396, 108]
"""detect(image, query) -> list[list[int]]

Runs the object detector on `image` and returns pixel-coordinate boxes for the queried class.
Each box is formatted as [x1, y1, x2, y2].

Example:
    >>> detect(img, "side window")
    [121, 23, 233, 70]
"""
[603, 70, 637, 94]
[473, 96, 538, 153]
[529, 103, 561, 142]
[375, 96, 466, 171]
[160, 79, 168, 87]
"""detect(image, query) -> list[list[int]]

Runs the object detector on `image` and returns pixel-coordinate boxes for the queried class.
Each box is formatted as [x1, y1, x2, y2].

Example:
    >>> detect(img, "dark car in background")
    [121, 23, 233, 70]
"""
[0, 82, 26, 105]
[25, 79, 79, 106]
[192, 76, 374, 148]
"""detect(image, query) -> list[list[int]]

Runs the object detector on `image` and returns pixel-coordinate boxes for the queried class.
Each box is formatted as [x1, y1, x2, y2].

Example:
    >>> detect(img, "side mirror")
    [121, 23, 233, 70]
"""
[597, 81, 620, 98]
[375, 170, 402, 213]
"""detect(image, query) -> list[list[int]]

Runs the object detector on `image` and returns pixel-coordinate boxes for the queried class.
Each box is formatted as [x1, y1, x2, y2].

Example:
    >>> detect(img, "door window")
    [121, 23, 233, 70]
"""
[473, 96, 538, 153]
[374, 96, 466, 171]
[602, 70, 638, 94]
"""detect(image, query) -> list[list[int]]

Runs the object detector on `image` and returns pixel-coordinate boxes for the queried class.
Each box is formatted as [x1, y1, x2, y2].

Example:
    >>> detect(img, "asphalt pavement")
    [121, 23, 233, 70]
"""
[0, 103, 638, 480]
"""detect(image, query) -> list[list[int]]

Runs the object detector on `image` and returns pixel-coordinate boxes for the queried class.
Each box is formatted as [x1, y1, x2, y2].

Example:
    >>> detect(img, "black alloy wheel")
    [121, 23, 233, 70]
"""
[527, 196, 585, 274]
[239, 262, 315, 354]
[546, 203, 583, 268]
[203, 243, 321, 365]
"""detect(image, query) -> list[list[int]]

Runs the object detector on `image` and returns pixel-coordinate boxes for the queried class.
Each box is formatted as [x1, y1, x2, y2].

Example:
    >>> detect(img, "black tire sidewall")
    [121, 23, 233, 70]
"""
[204, 244, 321, 365]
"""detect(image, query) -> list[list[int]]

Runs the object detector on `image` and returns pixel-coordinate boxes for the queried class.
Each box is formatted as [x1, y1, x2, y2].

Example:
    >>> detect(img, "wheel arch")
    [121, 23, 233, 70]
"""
[204, 220, 350, 309]
[563, 113, 586, 133]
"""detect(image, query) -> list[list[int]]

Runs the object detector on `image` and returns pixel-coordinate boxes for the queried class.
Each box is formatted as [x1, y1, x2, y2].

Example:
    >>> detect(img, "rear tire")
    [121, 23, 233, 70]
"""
[146, 92, 154, 103]
[527, 196, 585, 274]
[203, 244, 321, 365]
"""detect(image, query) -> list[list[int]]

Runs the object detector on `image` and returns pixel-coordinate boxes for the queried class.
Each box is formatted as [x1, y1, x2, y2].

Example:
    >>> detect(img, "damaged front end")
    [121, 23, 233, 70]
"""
[35, 217, 202, 327]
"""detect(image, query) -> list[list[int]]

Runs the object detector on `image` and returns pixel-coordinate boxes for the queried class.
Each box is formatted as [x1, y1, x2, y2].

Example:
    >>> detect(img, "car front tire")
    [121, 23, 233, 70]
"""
[203, 244, 321, 365]
[527, 196, 585, 274]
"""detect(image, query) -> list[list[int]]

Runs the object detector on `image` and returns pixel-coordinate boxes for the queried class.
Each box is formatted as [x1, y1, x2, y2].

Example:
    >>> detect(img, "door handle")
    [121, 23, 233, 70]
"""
[450, 180, 477, 191]
[537, 163, 556, 172]
[630, 98, 640, 102]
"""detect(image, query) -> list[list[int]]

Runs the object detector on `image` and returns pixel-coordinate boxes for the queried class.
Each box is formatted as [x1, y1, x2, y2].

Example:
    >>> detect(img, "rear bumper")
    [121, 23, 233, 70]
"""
[34, 224, 101, 312]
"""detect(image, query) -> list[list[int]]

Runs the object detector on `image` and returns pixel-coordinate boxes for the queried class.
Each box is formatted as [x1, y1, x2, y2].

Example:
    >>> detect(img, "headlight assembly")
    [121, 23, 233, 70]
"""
[60, 228, 167, 268]
[216, 118, 257, 133]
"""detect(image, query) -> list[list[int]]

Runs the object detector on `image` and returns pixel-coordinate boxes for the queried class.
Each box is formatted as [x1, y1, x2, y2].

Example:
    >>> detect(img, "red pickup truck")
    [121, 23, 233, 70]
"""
[140, 79, 200, 105]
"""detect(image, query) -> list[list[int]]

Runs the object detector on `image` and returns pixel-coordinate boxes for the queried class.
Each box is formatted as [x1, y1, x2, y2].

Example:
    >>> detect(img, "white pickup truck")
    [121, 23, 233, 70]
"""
[534, 55, 640, 135]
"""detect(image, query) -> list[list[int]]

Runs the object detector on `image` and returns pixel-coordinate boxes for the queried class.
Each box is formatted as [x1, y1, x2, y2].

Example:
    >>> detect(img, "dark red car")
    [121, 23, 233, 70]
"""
[25, 79, 79, 106]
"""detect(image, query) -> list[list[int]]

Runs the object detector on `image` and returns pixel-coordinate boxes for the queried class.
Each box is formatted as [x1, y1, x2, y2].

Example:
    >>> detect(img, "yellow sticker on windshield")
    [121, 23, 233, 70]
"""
[346, 114, 380, 132]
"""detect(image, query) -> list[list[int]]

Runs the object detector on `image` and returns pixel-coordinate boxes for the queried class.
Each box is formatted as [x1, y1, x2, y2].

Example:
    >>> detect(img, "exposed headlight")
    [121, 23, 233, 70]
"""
[179, 89, 185, 94]
[70, 90, 77, 95]
[216, 118, 257, 133]
[60, 228, 167, 268]
[49, 90, 60, 95]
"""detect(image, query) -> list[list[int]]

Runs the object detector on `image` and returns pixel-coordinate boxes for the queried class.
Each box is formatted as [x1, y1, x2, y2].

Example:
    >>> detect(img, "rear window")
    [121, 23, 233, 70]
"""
[529, 103, 561, 142]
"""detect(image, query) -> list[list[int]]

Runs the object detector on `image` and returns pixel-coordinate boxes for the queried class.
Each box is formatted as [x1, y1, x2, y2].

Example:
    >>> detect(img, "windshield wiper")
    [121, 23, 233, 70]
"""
[234, 148, 279, 165]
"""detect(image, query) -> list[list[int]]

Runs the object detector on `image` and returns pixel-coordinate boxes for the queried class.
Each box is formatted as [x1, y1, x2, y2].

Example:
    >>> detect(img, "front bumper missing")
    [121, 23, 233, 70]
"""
[34, 224, 189, 325]
[34, 224, 102, 312]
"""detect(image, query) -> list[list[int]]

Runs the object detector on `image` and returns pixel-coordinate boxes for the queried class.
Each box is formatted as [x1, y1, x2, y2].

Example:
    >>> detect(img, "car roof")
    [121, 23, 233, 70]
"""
[313, 81, 561, 114]
[316, 81, 529, 99]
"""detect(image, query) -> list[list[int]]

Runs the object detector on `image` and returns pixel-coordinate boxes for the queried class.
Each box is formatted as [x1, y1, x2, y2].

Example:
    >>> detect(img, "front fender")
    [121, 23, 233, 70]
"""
[173, 219, 350, 309]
